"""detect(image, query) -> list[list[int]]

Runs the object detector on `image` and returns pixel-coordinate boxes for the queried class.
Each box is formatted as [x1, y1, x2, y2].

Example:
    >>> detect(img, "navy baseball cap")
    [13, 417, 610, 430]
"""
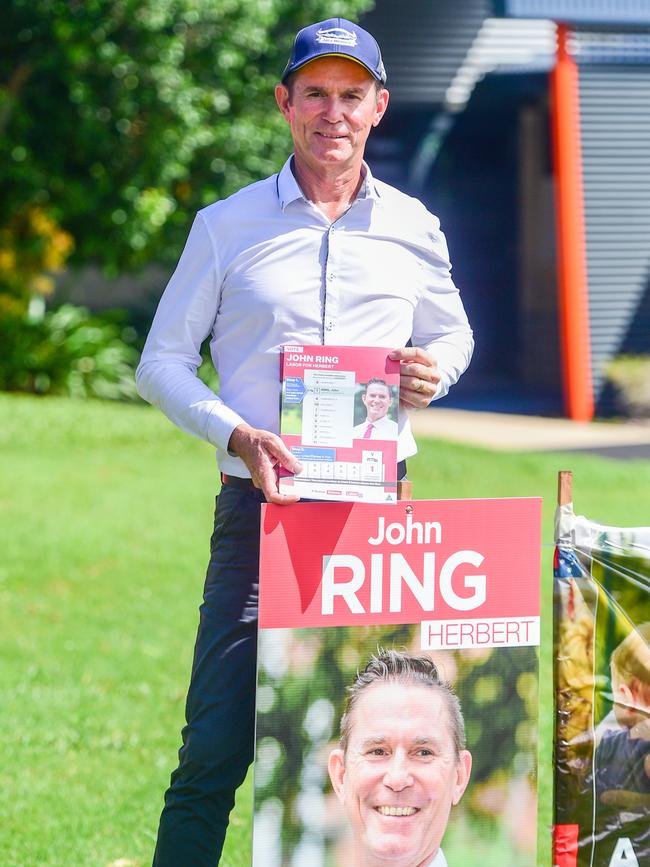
[281, 18, 387, 85]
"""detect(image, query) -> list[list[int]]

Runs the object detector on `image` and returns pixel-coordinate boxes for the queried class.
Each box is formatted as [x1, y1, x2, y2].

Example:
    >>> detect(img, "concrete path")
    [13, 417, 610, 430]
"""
[410, 408, 650, 456]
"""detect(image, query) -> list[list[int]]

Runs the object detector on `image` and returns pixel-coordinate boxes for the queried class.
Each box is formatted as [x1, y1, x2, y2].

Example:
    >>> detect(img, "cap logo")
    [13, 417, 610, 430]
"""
[315, 27, 358, 47]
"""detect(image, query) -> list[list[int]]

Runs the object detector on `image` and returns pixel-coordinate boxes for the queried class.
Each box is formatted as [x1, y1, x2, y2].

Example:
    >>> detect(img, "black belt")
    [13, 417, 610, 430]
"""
[220, 460, 407, 492]
[220, 473, 257, 491]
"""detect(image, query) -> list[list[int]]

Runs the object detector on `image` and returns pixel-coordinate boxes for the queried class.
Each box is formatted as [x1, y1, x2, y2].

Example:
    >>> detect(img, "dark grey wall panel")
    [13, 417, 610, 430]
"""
[361, 0, 491, 105]
[579, 65, 650, 400]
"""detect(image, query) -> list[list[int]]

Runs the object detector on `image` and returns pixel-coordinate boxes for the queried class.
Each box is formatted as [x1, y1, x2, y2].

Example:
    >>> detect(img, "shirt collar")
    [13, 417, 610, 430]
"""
[276, 155, 381, 211]
[360, 162, 382, 201]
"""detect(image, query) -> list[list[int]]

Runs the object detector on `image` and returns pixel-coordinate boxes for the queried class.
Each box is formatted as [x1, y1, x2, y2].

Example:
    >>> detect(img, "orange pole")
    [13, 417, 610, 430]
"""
[549, 24, 594, 421]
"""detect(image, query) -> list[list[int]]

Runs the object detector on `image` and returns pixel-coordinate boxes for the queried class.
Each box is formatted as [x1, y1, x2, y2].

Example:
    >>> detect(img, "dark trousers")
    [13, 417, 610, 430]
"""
[153, 485, 264, 867]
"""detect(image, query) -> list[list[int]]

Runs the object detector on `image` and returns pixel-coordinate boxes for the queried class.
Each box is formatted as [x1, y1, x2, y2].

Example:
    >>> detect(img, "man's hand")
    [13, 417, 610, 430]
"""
[389, 347, 441, 409]
[227, 423, 303, 505]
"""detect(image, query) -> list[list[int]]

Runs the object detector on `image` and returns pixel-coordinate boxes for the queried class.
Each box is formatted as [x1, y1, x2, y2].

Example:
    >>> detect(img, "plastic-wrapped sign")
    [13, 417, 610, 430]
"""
[554, 506, 650, 867]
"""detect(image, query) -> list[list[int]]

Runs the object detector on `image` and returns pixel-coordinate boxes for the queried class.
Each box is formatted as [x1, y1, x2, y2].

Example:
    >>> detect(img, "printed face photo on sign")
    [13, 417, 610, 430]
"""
[253, 626, 538, 867]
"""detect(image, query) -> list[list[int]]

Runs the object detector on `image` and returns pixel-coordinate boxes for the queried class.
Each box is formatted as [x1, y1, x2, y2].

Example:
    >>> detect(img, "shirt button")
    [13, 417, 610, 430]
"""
[327, 273, 334, 281]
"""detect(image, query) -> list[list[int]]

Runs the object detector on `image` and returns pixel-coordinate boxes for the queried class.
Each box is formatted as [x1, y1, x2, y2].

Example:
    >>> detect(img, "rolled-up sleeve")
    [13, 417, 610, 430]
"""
[411, 221, 474, 400]
[135, 212, 245, 449]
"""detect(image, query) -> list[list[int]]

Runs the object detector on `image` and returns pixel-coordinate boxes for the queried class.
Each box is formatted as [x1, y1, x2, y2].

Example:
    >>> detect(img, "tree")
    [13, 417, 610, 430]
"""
[1, 0, 373, 299]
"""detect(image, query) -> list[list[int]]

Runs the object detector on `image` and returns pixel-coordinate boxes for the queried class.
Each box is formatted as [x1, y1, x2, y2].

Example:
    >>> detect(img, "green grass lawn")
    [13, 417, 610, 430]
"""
[2, 393, 649, 867]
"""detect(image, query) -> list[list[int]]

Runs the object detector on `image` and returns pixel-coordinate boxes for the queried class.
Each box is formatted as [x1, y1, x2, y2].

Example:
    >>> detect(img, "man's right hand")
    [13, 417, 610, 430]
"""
[227, 423, 303, 505]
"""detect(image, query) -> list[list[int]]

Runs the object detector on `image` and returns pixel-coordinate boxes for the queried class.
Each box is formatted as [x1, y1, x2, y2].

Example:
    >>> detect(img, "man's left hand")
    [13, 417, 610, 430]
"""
[390, 347, 440, 409]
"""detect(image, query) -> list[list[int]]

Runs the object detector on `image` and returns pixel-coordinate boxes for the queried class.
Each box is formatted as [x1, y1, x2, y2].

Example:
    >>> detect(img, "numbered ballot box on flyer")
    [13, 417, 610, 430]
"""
[253, 498, 542, 867]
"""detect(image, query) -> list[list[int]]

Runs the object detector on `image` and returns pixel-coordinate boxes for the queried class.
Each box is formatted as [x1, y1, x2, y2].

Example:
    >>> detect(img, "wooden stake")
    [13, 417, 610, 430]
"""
[397, 479, 413, 501]
[558, 470, 573, 506]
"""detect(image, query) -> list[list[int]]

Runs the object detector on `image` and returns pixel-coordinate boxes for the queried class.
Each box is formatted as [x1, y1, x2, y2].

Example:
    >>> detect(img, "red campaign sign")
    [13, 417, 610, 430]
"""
[259, 498, 541, 631]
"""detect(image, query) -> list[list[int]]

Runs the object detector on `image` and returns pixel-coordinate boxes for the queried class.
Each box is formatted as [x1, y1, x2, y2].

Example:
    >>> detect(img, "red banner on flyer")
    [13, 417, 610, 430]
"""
[259, 498, 541, 633]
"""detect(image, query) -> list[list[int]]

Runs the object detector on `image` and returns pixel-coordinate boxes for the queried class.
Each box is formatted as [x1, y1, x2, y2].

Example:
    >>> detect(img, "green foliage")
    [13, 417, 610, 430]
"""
[2, 0, 374, 277]
[605, 354, 650, 418]
[0, 206, 74, 313]
[461, 647, 538, 785]
[0, 303, 139, 399]
[2, 0, 373, 397]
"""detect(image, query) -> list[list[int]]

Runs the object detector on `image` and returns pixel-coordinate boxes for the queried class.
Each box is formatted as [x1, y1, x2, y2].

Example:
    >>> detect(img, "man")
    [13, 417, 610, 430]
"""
[352, 378, 399, 440]
[328, 650, 472, 867]
[136, 16, 473, 866]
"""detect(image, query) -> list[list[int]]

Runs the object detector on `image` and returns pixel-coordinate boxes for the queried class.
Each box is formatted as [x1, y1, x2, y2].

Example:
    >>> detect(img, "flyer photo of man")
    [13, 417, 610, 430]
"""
[352, 378, 399, 440]
[327, 650, 471, 867]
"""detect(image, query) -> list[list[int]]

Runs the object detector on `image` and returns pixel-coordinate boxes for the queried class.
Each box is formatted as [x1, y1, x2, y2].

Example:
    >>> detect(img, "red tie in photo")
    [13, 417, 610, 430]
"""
[363, 423, 374, 439]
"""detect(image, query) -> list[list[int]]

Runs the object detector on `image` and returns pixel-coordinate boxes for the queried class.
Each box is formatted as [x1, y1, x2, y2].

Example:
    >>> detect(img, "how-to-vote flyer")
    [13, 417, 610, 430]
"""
[278, 345, 400, 503]
[253, 498, 542, 867]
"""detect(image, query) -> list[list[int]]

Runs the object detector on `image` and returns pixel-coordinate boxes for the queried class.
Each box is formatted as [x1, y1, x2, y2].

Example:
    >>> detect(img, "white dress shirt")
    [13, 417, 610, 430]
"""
[351, 415, 399, 440]
[428, 850, 448, 867]
[137, 157, 474, 477]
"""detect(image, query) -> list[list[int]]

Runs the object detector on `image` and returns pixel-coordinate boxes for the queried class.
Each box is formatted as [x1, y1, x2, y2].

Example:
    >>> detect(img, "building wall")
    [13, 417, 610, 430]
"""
[518, 99, 561, 391]
[361, 0, 491, 105]
[578, 64, 650, 405]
